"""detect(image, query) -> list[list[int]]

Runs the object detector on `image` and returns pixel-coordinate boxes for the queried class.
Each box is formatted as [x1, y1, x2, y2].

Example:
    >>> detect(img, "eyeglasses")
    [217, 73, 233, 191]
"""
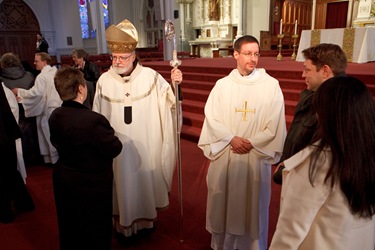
[239, 52, 260, 58]
[110, 54, 134, 62]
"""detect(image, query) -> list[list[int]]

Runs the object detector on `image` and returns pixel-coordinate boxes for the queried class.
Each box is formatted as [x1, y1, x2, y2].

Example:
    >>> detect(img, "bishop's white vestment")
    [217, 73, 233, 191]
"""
[93, 63, 176, 236]
[198, 68, 286, 250]
[18, 65, 61, 164]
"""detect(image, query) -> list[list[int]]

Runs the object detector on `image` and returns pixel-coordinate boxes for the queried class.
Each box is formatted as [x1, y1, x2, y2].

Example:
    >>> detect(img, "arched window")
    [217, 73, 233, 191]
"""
[78, 0, 110, 39]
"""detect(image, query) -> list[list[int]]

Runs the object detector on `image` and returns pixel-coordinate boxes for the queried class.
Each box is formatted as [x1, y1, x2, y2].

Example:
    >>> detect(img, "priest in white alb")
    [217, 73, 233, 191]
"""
[198, 35, 286, 250]
[92, 19, 183, 237]
[11, 52, 61, 165]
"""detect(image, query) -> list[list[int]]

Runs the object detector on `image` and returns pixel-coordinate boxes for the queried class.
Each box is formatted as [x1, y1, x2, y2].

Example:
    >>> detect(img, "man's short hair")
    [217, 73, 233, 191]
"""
[234, 35, 259, 52]
[36, 52, 52, 65]
[302, 43, 347, 76]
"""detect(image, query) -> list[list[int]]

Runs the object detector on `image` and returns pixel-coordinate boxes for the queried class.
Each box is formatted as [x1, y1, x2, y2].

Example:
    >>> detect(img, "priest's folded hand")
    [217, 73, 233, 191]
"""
[230, 136, 252, 154]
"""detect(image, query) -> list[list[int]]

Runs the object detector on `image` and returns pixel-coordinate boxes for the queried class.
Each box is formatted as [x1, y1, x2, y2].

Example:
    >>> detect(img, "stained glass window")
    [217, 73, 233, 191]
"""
[78, 0, 89, 39]
[78, 0, 110, 39]
[102, 0, 109, 28]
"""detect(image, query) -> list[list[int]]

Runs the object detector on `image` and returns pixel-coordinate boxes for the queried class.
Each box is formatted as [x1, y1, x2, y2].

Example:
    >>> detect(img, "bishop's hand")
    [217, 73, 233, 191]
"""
[171, 68, 183, 85]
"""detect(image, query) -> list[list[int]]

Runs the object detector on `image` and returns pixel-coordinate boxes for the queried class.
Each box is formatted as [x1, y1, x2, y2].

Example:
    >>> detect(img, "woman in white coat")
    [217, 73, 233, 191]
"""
[270, 75, 375, 250]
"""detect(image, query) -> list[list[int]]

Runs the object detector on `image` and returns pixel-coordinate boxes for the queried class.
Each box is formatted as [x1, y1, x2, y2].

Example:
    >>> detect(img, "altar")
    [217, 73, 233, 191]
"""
[296, 27, 375, 63]
[188, 38, 233, 58]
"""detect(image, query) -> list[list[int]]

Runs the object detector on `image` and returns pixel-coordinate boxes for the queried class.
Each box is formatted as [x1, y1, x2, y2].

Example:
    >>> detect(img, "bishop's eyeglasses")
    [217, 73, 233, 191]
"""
[110, 54, 134, 62]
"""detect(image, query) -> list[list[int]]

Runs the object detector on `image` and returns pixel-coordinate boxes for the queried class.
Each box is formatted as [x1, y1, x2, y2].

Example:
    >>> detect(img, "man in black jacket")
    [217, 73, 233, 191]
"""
[36, 33, 49, 53]
[273, 43, 347, 184]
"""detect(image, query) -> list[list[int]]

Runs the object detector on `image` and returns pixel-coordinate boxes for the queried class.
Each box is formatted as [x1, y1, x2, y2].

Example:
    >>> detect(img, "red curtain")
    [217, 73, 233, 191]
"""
[326, 2, 348, 29]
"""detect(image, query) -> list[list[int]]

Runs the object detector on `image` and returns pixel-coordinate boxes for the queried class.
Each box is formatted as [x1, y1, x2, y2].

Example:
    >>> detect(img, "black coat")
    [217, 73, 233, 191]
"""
[75, 61, 100, 109]
[0, 84, 34, 223]
[273, 89, 318, 184]
[280, 89, 318, 162]
[81, 60, 100, 85]
[48, 100, 122, 250]
[36, 39, 49, 53]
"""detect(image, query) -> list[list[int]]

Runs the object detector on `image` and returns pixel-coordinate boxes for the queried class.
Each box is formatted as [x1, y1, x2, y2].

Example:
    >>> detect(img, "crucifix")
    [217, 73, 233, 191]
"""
[235, 101, 256, 121]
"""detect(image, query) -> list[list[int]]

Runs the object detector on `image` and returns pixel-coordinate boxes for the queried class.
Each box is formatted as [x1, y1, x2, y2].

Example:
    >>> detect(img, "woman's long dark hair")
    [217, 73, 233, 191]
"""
[310, 76, 375, 218]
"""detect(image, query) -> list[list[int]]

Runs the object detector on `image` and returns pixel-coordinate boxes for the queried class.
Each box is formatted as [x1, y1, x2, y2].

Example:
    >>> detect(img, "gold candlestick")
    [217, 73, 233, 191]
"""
[291, 34, 299, 60]
[277, 34, 284, 61]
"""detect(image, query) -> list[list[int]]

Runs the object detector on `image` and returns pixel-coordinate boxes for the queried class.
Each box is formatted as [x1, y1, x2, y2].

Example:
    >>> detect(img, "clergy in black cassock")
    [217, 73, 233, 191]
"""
[0, 84, 34, 223]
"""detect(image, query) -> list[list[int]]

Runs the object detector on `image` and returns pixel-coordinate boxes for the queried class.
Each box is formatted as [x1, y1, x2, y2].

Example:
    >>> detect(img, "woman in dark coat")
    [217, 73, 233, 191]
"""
[49, 67, 122, 250]
[71, 49, 101, 109]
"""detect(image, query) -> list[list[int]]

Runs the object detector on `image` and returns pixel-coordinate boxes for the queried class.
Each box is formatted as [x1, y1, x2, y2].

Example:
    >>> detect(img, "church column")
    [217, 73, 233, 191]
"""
[133, 0, 146, 47]
[89, 0, 106, 54]
[220, 0, 224, 21]
[311, 0, 316, 29]
[352, 0, 360, 21]
[204, 0, 209, 23]
[346, 0, 354, 27]
[200, 0, 204, 21]
[163, 0, 175, 61]
[186, 0, 194, 25]
[176, 0, 186, 41]
[236, 0, 243, 38]
[224, 0, 231, 24]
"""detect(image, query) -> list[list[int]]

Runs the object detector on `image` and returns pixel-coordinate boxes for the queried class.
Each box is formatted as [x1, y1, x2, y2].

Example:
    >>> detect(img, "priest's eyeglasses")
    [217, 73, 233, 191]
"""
[110, 54, 133, 62]
[240, 52, 260, 58]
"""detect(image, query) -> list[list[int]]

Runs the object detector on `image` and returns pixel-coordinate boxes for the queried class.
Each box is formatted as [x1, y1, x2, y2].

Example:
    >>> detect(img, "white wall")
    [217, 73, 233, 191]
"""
[111, 0, 134, 23]
[245, 0, 270, 41]
[22, 0, 83, 57]
[51, 0, 83, 53]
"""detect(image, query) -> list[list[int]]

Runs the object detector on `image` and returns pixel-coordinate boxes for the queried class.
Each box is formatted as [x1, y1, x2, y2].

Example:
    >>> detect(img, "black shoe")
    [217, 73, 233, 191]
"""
[272, 165, 285, 185]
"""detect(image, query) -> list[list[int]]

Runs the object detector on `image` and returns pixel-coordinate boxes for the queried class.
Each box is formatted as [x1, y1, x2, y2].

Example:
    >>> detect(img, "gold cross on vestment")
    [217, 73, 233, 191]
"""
[125, 93, 130, 97]
[235, 101, 256, 121]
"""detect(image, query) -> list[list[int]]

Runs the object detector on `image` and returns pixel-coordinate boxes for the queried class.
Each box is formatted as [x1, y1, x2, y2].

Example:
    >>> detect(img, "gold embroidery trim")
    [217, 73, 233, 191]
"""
[98, 72, 159, 103]
[342, 28, 355, 63]
[310, 29, 321, 47]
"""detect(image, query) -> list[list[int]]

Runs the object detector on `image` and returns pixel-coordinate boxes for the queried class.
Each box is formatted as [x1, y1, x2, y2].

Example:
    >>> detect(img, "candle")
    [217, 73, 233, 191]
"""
[280, 19, 283, 34]
[294, 20, 298, 35]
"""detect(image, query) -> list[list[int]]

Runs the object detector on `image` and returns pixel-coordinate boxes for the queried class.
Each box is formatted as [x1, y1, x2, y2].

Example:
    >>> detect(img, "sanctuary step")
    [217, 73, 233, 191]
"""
[143, 57, 375, 143]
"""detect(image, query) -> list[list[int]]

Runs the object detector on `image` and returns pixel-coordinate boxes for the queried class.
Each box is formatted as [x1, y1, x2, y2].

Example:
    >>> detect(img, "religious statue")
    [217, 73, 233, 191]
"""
[209, 0, 220, 21]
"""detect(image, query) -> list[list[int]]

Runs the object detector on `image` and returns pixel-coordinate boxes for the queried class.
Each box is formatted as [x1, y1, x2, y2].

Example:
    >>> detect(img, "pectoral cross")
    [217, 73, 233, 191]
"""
[124, 93, 131, 124]
[235, 101, 256, 121]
